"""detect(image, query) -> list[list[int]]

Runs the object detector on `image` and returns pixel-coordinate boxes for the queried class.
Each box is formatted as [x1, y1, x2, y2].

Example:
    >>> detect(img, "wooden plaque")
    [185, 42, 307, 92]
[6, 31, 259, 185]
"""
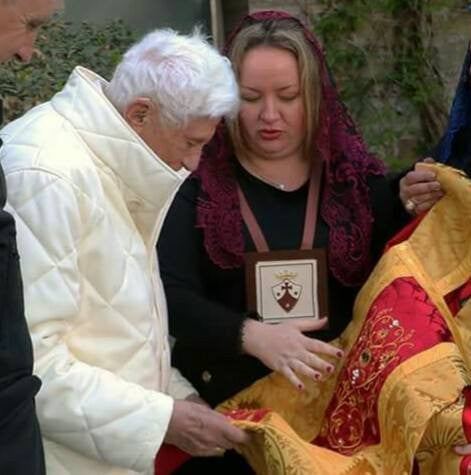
[245, 249, 329, 324]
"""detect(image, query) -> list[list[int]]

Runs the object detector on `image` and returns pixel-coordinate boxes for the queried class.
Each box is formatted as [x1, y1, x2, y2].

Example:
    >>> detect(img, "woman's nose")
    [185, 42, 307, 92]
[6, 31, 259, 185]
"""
[260, 98, 279, 122]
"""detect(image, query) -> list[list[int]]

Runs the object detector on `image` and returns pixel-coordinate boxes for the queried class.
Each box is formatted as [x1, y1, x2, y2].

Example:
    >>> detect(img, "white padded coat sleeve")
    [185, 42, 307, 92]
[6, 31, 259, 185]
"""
[168, 367, 197, 400]
[6, 169, 173, 473]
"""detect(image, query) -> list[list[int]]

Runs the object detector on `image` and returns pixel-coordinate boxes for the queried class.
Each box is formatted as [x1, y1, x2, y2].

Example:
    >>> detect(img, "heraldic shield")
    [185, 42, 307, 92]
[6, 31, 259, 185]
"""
[245, 250, 329, 323]
[271, 277, 302, 313]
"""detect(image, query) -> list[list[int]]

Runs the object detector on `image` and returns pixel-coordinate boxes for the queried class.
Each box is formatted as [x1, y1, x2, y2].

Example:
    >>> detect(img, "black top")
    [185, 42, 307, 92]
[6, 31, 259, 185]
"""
[0, 139, 45, 474]
[158, 162, 402, 406]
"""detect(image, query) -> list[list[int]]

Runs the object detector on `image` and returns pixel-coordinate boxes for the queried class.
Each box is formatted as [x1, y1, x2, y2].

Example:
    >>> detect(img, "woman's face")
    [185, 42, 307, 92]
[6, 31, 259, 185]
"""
[238, 45, 305, 162]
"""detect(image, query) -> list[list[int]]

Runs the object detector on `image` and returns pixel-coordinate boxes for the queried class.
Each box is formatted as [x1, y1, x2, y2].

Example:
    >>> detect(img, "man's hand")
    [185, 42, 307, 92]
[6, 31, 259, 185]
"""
[185, 393, 209, 406]
[164, 400, 249, 457]
[455, 444, 471, 473]
[399, 158, 443, 215]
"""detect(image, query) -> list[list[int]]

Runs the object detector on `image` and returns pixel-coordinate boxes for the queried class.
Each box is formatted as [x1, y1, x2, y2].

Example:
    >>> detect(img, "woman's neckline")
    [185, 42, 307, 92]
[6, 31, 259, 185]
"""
[236, 157, 310, 192]
[236, 159, 309, 193]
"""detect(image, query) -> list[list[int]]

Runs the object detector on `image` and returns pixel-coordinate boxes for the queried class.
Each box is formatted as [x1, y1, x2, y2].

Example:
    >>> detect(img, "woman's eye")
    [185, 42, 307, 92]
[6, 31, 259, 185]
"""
[280, 94, 298, 102]
[241, 96, 260, 102]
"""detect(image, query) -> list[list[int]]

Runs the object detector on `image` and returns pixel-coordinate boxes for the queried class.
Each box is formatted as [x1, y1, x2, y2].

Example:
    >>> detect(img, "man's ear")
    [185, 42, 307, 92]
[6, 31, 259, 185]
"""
[124, 98, 156, 132]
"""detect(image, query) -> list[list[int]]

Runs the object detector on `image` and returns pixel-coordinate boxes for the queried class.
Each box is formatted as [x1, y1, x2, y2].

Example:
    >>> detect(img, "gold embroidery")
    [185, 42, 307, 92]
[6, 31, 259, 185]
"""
[220, 165, 471, 474]
[321, 308, 414, 454]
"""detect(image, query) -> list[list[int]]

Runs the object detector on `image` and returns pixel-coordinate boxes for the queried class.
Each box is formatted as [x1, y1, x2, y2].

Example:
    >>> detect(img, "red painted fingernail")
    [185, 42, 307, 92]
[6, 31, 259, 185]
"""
[336, 351, 343, 358]
[327, 366, 334, 374]
[298, 383, 303, 390]
[314, 373, 320, 380]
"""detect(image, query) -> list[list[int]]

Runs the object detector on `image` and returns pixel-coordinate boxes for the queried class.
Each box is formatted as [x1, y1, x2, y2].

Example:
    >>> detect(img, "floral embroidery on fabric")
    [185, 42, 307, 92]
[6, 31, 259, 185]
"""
[193, 10, 385, 286]
[315, 277, 452, 455]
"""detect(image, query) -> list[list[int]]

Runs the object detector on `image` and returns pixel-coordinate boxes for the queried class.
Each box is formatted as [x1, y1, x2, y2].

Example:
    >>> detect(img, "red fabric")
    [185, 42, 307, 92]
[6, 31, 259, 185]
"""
[314, 277, 452, 455]
[384, 213, 426, 252]
[461, 387, 471, 475]
[193, 10, 386, 287]
[224, 408, 271, 423]
[154, 444, 191, 475]
[462, 387, 471, 442]
[153, 411, 271, 474]
[460, 455, 471, 475]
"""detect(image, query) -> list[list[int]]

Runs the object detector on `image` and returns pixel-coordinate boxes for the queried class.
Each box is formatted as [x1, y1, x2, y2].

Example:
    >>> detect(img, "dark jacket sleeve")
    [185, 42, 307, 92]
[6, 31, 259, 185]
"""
[0, 153, 45, 474]
[368, 174, 408, 260]
[158, 178, 246, 357]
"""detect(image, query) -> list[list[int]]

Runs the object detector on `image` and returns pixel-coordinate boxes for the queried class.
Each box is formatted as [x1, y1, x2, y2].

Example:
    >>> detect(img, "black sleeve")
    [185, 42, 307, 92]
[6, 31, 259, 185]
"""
[368, 174, 408, 261]
[0, 159, 45, 474]
[158, 178, 246, 357]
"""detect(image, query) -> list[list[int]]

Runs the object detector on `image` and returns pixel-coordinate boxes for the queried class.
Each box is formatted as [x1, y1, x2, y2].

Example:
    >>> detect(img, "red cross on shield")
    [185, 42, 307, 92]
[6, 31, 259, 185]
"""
[271, 279, 302, 313]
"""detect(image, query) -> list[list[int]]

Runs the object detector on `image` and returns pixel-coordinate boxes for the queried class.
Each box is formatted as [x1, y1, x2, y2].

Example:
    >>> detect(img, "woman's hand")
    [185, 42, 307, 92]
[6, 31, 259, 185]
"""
[399, 158, 443, 215]
[241, 317, 343, 390]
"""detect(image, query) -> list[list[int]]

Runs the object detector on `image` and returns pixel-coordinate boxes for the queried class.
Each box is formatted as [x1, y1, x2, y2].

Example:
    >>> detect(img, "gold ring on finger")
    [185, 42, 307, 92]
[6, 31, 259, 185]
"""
[214, 447, 225, 456]
[405, 199, 416, 213]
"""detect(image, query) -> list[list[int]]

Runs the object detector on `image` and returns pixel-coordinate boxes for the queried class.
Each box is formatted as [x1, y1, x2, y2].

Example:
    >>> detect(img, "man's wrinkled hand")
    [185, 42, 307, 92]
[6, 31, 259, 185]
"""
[164, 400, 249, 457]
[399, 158, 443, 215]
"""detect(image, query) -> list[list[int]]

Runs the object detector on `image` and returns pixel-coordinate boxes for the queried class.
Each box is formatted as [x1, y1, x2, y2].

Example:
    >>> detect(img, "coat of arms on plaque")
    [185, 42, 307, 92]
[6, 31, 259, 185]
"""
[245, 250, 329, 323]
[271, 271, 302, 313]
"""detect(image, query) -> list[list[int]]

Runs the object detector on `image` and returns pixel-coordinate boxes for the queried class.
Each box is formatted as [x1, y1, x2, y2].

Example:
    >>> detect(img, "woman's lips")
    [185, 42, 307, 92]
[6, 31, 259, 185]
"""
[259, 130, 282, 140]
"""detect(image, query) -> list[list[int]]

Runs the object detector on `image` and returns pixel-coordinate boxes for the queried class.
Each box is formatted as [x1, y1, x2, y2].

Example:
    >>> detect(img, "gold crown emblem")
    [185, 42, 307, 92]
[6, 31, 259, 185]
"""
[275, 270, 297, 281]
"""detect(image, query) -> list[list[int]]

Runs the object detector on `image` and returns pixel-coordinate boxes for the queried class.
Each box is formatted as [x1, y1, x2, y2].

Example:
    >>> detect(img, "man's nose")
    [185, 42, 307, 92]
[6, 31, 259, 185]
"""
[184, 150, 203, 172]
[15, 35, 37, 63]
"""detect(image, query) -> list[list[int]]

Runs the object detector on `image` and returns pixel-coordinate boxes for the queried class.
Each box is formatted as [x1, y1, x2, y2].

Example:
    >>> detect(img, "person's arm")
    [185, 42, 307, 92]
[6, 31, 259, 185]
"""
[0, 160, 45, 474]
[6, 167, 248, 466]
[6, 169, 174, 472]
[167, 367, 197, 400]
[158, 179, 343, 389]
[368, 173, 418, 258]
[158, 178, 247, 357]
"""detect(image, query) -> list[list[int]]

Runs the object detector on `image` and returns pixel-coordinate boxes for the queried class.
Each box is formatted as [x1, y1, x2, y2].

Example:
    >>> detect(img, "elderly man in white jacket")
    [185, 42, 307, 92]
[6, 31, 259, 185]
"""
[0, 28, 248, 474]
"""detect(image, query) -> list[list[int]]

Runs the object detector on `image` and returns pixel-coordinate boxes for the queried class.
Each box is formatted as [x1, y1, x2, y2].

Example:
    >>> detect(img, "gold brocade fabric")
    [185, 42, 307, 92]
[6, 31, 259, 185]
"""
[219, 165, 471, 474]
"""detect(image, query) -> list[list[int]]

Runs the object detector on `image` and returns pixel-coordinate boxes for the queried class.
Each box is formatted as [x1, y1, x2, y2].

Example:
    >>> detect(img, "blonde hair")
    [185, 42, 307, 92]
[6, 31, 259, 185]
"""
[227, 18, 321, 160]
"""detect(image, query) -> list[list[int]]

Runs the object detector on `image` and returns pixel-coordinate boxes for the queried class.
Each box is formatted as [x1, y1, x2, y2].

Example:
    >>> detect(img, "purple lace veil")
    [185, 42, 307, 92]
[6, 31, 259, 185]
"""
[193, 10, 386, 287]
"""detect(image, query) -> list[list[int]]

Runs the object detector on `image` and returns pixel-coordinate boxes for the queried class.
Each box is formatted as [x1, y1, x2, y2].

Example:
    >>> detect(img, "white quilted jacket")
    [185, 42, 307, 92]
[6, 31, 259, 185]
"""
[0, 67, 195, 474]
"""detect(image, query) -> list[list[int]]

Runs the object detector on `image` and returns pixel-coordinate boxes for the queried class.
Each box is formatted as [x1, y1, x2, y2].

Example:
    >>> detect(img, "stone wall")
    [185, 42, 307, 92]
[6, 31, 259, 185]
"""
[248, 1, 471, 161]
[249, 0, 470, 100]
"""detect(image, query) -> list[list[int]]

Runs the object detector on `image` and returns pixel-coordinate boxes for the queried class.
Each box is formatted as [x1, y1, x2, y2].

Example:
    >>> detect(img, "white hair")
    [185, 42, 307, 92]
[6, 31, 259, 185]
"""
[105, 28, 239, 128]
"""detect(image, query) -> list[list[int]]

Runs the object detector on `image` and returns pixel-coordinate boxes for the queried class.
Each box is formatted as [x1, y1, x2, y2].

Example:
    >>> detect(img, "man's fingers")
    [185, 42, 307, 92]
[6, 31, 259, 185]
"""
[205, 410, 250, 446]
[414, 195, 444, 214]
[221, 423, 250, 446]
[167, 401, 249, 457]
[415, 190, 444, 203]
[404, 170, 437, 186]
[193, 446, 227, 457]
[422, 157, 436, 164]
[454, 444, 471, 455]
[404, 180, 441, 197]
[411, 190, 444, 208]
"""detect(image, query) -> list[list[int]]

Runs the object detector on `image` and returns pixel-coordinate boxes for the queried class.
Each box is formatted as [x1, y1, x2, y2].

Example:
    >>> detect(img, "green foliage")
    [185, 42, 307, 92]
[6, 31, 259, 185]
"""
[302, 0, 465, 169]
[0, 17, 137, 124]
